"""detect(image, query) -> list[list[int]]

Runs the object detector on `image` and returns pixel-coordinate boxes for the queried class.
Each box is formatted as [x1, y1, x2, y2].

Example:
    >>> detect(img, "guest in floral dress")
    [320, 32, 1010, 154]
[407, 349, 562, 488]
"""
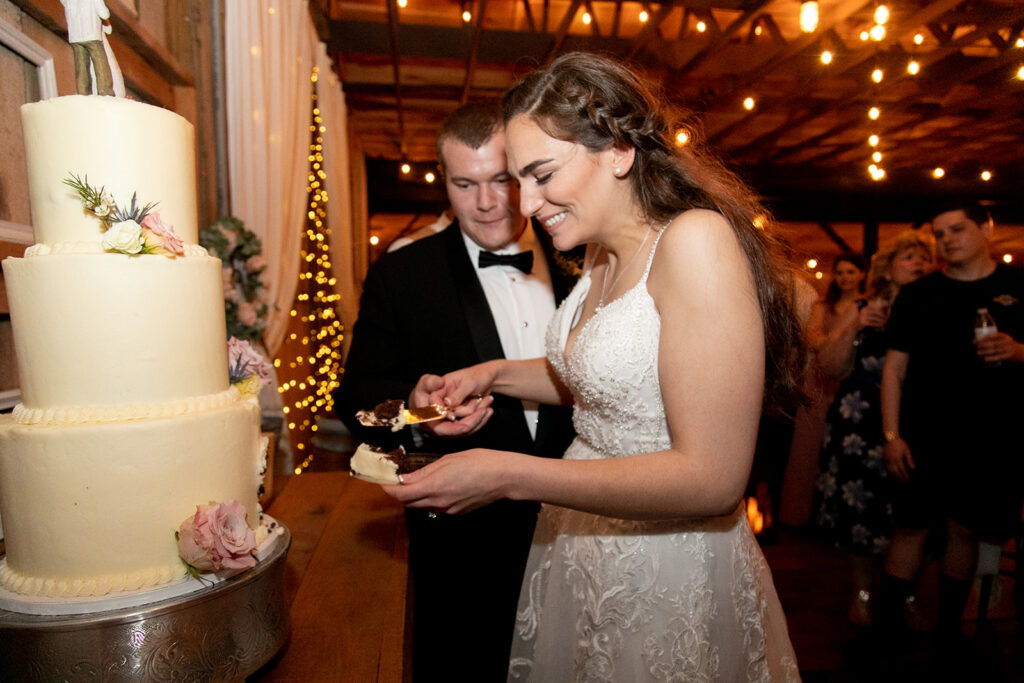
[813, 231, 934, 625]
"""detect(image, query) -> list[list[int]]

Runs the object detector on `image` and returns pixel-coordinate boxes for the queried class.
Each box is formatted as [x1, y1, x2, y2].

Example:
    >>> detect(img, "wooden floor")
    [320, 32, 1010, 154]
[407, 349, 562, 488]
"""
[251, 451, 1023, 682]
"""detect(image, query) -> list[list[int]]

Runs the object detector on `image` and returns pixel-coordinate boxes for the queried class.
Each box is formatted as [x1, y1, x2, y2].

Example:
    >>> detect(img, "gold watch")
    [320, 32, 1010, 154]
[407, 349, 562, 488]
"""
[883, 430, 900, 443]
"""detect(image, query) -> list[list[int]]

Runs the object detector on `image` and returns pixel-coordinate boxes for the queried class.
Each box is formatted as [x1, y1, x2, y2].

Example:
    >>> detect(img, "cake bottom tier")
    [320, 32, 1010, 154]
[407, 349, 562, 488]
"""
[0, 398, 264, 597]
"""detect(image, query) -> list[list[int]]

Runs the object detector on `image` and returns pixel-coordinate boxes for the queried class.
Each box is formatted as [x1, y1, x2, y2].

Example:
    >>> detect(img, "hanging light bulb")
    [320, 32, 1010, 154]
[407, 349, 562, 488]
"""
[981, 170, 992, 181]
[369, 235, 380, 246]
[933, 167, 945, 179]
[807, 258, 818, 269]
[675, 129, 690, 146]
[582, 12, 592, 25]
[397, 0, 407, 6]
[860, 30, 870, 41]
[872, 151, 882, 163]
[696, 21, 707, 32]
[869, 24, 886, 41]
[425, 171, 436, 183]
[907, 60, 920, 75]
[1003, 254, 1013, 263]
[874, 5, 889, 25]
[821, 50, 833, 64]
[639, 10, 649, 22]
[743, 96, 756, 110]
[914, 33, 925, 45]
[800, 1, 819, 33]
[1017, 65, 1024, 80]
[1016, 37, 1024, 48]
[868, 134, 880, 147]
[872, 68, 884, 83]
[868, 106, 881, 120]
[400, 163, 411, 175]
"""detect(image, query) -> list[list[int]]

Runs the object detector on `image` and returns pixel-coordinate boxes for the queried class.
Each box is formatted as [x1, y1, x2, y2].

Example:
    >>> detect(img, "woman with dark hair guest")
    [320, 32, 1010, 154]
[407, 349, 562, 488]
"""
[381, 52, 805, 680]
[808, 253, 867, 352]
[813, 232, 934, 626]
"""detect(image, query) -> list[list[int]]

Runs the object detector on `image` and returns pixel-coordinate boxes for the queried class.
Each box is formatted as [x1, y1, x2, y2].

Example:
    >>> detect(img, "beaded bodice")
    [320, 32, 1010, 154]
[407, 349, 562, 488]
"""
[545, 231, 670, 457]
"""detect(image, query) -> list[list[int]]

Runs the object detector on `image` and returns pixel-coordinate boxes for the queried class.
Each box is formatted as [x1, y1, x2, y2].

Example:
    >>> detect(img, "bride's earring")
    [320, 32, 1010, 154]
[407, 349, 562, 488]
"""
[614, 167, 622, 176]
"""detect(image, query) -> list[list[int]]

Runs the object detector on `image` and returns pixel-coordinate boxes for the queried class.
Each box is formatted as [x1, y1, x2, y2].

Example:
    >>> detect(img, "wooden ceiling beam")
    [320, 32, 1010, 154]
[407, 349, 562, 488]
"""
[384, 0, 406, 159]
[460, 0, 490, 103]
[543, 0, 584, 63]
[670, 0, 772, 76]
[625, 1, 678, 60]
[521, 0, 537, 32]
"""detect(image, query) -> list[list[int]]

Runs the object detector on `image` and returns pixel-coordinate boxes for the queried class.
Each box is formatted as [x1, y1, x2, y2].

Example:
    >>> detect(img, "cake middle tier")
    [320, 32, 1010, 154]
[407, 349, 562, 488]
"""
[4, 251, 231, 419]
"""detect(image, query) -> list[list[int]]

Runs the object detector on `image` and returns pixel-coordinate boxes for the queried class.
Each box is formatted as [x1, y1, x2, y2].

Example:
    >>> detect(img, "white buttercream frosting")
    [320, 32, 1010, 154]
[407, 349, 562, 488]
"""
[12, 387, 243, 426]
[25, 242, 208, 257]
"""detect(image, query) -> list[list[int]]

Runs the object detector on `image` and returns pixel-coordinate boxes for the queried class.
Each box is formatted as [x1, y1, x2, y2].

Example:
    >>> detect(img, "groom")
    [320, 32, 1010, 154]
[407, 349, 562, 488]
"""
[335, 101, 577, 681]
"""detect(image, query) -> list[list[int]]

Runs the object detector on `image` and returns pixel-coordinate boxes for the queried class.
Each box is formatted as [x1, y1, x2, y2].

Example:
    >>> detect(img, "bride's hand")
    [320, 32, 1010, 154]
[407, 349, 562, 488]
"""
[381, 448, 520, 515]
[423, 362, 501, 435]
[411, 374, 493, 437]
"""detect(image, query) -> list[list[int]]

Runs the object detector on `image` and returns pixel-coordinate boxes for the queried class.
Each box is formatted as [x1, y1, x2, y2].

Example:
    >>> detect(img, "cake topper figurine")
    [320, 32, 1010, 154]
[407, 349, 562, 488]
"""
[62, 0, 122, 97]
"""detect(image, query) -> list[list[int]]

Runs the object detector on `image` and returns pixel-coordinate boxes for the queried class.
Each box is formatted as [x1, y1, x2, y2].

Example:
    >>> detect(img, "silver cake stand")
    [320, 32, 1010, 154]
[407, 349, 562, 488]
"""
[0, 525, 291, 682]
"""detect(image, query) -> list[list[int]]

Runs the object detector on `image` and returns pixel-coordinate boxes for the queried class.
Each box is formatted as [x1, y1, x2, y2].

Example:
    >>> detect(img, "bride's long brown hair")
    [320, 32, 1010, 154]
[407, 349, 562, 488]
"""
[503, 52, 806, 414]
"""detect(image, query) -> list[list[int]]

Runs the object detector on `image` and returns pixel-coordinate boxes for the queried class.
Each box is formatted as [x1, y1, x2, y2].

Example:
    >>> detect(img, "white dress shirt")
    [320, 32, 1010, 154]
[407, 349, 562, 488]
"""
[462, 225, 556, 439]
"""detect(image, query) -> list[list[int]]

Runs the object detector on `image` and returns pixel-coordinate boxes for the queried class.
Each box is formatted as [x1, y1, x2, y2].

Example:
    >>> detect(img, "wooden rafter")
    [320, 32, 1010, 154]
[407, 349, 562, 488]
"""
[460, 0, 490, 103]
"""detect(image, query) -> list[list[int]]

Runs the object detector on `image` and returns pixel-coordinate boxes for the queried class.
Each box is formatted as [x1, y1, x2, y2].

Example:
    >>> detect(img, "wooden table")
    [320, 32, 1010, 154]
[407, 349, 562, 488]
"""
[258, 471, 409, 682]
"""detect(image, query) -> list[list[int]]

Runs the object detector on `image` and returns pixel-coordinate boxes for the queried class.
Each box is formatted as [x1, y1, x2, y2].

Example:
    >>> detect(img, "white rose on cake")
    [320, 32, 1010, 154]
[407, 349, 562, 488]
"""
[103, 219, 145, 254]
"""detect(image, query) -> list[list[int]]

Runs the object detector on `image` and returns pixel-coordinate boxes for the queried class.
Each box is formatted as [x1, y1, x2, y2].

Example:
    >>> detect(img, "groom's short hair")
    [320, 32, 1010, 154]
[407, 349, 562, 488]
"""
[435, 101, 503, 175]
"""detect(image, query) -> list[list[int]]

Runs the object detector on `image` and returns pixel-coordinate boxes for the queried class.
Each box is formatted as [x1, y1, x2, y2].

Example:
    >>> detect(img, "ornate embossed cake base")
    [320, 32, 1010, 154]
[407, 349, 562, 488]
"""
[0, 525, 290, 682]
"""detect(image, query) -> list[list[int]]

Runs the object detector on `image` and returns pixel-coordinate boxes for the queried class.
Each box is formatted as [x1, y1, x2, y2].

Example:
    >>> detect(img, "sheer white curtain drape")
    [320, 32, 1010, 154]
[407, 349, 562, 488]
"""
[224, 0, 318, 356]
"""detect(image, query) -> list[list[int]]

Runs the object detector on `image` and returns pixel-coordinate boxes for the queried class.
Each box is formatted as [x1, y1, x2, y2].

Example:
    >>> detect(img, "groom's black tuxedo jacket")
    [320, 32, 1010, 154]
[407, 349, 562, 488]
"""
[335, 219, 576, 460]
[333, 219, 577, 682]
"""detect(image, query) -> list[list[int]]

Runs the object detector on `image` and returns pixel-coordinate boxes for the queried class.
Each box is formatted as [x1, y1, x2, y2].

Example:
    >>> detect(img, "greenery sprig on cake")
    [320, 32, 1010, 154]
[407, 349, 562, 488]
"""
[64, 173, 184, 257]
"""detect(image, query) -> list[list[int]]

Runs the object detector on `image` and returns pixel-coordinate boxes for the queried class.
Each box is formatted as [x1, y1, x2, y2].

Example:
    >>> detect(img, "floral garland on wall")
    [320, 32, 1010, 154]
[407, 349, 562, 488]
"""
[199, 217, 271, 342]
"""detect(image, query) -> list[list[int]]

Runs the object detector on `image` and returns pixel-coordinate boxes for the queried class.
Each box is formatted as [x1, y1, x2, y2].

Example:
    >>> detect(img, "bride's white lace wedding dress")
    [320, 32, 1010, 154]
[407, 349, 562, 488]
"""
[508, 232, 801, 682]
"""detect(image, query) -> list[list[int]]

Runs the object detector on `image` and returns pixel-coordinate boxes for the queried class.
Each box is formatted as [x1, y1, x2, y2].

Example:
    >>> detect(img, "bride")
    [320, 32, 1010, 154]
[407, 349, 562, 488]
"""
[385, 52, 804, 681]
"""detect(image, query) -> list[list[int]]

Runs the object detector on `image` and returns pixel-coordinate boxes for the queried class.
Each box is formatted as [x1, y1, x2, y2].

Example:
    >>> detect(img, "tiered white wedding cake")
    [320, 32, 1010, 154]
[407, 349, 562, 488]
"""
[0, 95, 266, 598]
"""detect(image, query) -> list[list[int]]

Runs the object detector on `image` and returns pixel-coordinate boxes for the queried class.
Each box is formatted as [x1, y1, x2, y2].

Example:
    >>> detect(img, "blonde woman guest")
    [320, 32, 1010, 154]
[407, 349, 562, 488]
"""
[385, 52, 805, 681]
[813, 232, 934, 625]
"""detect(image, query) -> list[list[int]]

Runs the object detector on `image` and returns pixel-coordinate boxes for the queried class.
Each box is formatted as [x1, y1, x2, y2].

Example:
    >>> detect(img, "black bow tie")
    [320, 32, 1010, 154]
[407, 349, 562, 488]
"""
[478, 250, 534, 274]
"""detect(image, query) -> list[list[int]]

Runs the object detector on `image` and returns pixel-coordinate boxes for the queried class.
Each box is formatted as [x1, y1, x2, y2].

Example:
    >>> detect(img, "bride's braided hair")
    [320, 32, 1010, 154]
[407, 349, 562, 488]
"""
[503, 52, 806, 414]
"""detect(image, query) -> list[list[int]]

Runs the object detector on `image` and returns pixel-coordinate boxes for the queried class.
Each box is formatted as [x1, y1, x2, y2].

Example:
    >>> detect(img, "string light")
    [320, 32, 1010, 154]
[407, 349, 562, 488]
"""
[462, 10, 471, 23]
[400, 163, 411, 175]
[815, 272, 824, 280]
[871, 68, 884, 83]
[806, 258, 818, 269]
[860, 31, 870, 41]
[278, 66, 345, 474]
[820, 50, 833, 65]
[914, 33, 924, 45]
[872, 151, 882, 162]
[582, 12, 592, 25]
[397, 0, 407, 6]
[868, 134, 880, 147]
[933, 167, 945, 178]
[874, 5, 889, 24]
[369, 235, 380, 246]
[1004, 254, 1013, 263]
[639, 10, 649, 22]
[425, 171, 436, 183]
[981, 170, 992, 181]
[743, 96, 756, 110]
[1017, 65, 1024, 80]
[755, 25, 763, 36]
[868, 106, 880, 120]
[799, 1, 819, 33]
[696, 21, 707, 33]
[675, 129, 690, 146]
[907, 60, 920, 75]
[869, 24, 885, 41]
[1016, 37, 1024, 48]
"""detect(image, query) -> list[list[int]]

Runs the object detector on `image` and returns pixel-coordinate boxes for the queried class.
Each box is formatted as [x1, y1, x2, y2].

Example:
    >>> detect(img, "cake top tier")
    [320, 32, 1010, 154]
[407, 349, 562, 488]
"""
[21, 96, 198, 248]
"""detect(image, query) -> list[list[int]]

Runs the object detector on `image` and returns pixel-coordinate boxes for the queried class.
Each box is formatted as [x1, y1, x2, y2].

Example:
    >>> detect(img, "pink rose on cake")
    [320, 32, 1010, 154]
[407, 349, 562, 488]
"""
[176, 500, 257, 573]
[141, 212, 185, 256]
[227, 336, 272, 396]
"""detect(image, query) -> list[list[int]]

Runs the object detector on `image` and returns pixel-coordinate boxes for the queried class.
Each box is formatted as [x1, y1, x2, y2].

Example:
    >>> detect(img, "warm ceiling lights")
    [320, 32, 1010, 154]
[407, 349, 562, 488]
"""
[907, 60, 920, 75]
[868, 106, 880, 120]
[696, 21, 707, 32]
[821, 50, 833, 64]
[1003, 254, 1013, 263]
[932, 167, 945, 179]
[425, 171, 436, 183]
[397, 0, 407, 6]
[799, 1, 819, 33]
[872, 151, 882, 162]
[743, 96, 756, 110]
[874, 5, 889, 25]
[914, 33, 924, 45]
[1016, 37, 1024, 48]
[675, 129, 690, 146]
[461, 10, 471, 23]
[868, 164, 885, 181]
[981, 170, 993, 181]
[582, 12, 592, 25]
[868, 134, 880, 147]
[1017, 65, 1024, 80]
[872, 68, 884, 83]
[860, 31, 870, 41]
[639, 10, 649, 22]
[369, 235, 380, 246]
[806, 258, 818, 269]
[869, 24, 886, 41]
[400, 163, 411, 175]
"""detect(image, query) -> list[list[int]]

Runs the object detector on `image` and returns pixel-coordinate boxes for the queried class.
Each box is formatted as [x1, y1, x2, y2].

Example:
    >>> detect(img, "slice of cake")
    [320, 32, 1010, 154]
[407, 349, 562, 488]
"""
[350, 443, 408, 483]
[355, 400, 449, 431]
